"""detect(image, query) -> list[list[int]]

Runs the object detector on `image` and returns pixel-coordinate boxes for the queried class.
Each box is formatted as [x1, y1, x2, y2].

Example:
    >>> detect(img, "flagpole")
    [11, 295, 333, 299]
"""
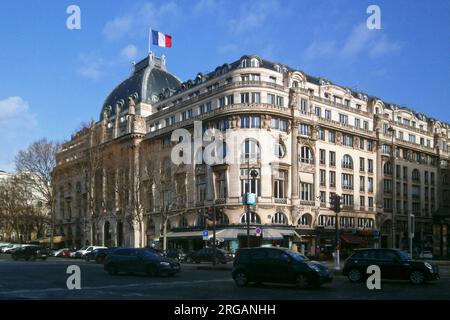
[148, 27, 151, 54]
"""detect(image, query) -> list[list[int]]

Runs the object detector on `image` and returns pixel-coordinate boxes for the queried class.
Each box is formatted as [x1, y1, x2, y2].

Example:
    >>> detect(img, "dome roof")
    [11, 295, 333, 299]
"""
[101, 54, 181, 120]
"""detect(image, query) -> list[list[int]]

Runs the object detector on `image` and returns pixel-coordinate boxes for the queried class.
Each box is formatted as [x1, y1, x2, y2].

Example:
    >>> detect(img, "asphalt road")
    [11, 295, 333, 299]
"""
[0, 254, 449, 300]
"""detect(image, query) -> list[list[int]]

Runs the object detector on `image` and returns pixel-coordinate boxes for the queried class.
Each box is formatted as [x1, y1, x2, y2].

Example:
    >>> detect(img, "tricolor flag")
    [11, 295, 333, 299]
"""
[152, 30, 172, 48]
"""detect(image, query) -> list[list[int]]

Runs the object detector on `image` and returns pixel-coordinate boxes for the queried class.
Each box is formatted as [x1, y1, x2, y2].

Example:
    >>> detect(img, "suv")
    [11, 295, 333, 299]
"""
[232, 247, 332, 289]
[104, 248, 181, 277]
[343, 248, 440, 285]
[11, 245, 48, 261]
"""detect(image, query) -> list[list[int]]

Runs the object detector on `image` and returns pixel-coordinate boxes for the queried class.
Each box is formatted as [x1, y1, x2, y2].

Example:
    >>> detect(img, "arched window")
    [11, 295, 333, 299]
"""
[342, 154, 353, 169]
[383, 161, 393, 175]
[240, 212, 261, 224]
[241, 59, 249, 68]
[250, 58, 259, 68]
[300, 146, 314, 164]
[273, 142, 286, 159]
[298, 214, 312, 227]
[242, 139, 261, 161]
[272, 212, 288, 225]
[412, 169, 420, 182]
[292, 81, 299, 88]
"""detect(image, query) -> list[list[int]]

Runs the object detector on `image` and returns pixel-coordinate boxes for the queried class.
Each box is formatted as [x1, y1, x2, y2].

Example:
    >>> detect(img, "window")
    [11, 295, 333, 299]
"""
[218, 96, 226, 108]
[343, 134, 353, 147]
[342, 174, 354, 190]
[272, 212, 288, 225]
[318, 215, 336, 227]
[300, 183, 314, 201]
[320, 191, 326, 205]
[398, 131, 404, 140]
[368, 159, 373, 173]
[298, 214, 311, 226]
[271, 118, 287, 131]
[276, 96, 284, 107]
[344, 99, 350, 107]
[319, 128, 325, 140]
[273, 142, 286, 159]
[409, 134, 416, 143]
[319, 149, 326, 164]
[363, 121, 369, 130]
[367, 140, 374, 151]
[314, 106, 321, 117]
[339, 114, 348, 124]
[342, 154, 353, 169]
[329, 151, 336, 167]
[320, 170, 326, 186]
[328, 131, 335, 143]
[196, 174, 206, 202]
[329, 171, 336, 188]
[269, 76, 276, 84]
[341, 217, 355, 228]
[226, 94, 234, 105]
[215, 171, 227, 198]
[403, 166, 408, 179]
[241, 139, 260, 161]
[300, 98, 308, 112]
[359, 157, 365, 172]
[384, 179, 393, 193]
[360, 176, 365, 192]
[368, 197, 374, 209]
[273, 171, 286, 199]
[368, 177, 374, 192]
[431, 172, 435, 185]
[250, 58, 259, 68]
[325, 109, 331, 120]
[342, 194, 354, 206]
[356, 104, 362, 110]
[357, 218, 374, 229]
[267, 93, 275, 105]
[241, 115, 261, 128]
[251, 92, 261, 103]
[354, 118, 361, 128]
[300, 146, 314, 164]
[412, 169, 420, 182]
[240, 169, 261, 196]
[240, 212, 261, 224]
[334, 96, 343, 104]
[299, 124, 310, 136]
[240, 92, 250, 103]
[383, 161, 393, 175]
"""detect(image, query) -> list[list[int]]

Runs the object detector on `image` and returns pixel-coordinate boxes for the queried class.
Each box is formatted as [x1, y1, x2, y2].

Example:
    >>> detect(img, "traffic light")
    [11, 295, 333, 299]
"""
[330, 194, 341, 213]
[205, 207, 213, 221]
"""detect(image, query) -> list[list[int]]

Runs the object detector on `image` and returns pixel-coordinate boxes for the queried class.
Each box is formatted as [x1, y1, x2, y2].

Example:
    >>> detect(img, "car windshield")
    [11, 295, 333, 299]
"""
[286, 250, 309, 261]
[397, 250, 411, 261]
[79, 246, 88, 251]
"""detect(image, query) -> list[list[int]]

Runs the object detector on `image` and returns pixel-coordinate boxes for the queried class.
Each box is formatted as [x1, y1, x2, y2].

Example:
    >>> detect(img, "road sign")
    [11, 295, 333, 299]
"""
[246, 193, 257, 205]
[255, 227, 262, 237]
[373, 229, 380, 238]
[202, 230, 209, 240]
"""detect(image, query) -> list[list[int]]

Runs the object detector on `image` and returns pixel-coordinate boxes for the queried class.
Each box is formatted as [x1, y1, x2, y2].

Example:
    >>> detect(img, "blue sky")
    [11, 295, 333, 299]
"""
[0, 0, 449, 171]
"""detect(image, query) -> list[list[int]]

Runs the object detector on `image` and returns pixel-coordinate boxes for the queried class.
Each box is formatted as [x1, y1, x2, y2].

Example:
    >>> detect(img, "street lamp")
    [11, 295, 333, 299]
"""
[387, 126, 396, 249]
[246, 167, 259, 248]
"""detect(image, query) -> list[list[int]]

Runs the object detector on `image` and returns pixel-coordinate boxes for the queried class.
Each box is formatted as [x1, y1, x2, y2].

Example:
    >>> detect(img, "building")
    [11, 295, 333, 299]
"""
[52, 53, 450, 256]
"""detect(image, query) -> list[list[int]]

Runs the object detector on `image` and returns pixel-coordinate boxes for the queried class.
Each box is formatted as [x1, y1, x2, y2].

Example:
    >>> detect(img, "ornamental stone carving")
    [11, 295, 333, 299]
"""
[336, 131, 342, 145]
[289, 88, 298, 109]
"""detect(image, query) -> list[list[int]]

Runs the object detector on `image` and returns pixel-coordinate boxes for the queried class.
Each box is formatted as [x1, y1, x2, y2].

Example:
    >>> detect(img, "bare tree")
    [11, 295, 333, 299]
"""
[15, 139, 59, 247]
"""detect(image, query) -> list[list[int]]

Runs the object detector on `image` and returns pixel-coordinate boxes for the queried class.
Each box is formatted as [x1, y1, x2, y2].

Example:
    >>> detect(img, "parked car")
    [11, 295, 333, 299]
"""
[343, 248, 440, 285]
[2, 244, 23, 254]
[74, 246, 107, 259]
[0, 243, 13, 253]
[231, 247, 332, 289]
[104, 248, 181, 277]
[184, 248, 233, 264]
[164, 248, 185, 262]
[11, 245, 48, 261]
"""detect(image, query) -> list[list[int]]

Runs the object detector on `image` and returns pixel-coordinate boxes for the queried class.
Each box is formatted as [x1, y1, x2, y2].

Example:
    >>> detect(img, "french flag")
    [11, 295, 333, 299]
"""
[152, 30, 172, 48]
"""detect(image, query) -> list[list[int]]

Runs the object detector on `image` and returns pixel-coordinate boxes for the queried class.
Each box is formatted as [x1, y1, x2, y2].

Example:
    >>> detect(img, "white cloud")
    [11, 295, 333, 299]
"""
[0, 96, 39, 172]
[229, 0, 280, 34]
[305, 23, 402, 62]
[102, 2, 181, 41]
[77, 53, 105, 80]
[120, 44, 139, 60]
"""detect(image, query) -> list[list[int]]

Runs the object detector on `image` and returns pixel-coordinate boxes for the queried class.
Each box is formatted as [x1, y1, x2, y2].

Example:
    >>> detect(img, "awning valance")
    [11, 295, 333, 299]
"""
[299, 172, 314, 184]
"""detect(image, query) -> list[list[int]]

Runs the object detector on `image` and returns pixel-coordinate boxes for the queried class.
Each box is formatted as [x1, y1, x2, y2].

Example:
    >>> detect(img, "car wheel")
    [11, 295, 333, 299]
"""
[348, 268, 363, 283]
[410, 270, 425, 285]
[107, 264, 118, 276]
[234, 271, 248, 287]
[147, 265, 158, 277]
[296, 273, 311, 289]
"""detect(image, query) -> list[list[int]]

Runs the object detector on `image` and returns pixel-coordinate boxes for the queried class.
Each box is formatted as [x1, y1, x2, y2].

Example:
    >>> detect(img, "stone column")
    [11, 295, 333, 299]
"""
[291, 121, 299, 203]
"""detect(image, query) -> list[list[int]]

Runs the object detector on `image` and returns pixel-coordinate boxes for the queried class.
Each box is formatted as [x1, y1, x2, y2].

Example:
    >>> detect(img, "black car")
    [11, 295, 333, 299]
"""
[343, 248, 440, 285]
[184, 248, 233, 264]
[11, 246, 48, 261]
[93, 247, 121, 263]
[104, 248, 181, 277]
[165, 248, 185, 262]
[232, 247, 332, 289]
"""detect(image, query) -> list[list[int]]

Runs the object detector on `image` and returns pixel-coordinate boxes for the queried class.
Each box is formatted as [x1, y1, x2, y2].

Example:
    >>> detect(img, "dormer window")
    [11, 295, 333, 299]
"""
[274, 65, 281, 73]
[241, 59, 249, 68]
[250, 58, 259, 68]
